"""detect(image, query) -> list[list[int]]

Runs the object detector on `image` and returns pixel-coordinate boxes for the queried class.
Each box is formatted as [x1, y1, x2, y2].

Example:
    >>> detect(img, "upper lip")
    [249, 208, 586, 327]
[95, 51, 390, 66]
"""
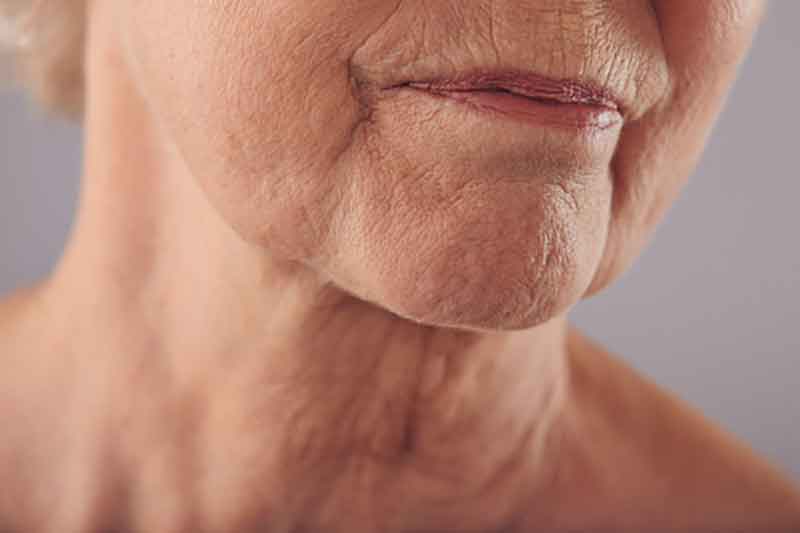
[397, 70, 623, 115]
[351, 6, 669, 124]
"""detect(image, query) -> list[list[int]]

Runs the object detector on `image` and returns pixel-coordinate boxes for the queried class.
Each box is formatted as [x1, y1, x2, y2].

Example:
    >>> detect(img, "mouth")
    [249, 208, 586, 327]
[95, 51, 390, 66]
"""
[388, 70, 624, 131]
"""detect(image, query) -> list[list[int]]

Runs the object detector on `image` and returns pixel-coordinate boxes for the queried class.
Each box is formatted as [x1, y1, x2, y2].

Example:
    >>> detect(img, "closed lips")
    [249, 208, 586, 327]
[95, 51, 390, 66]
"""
[398, 71, 624, 130]
[406, 73, 620, 111]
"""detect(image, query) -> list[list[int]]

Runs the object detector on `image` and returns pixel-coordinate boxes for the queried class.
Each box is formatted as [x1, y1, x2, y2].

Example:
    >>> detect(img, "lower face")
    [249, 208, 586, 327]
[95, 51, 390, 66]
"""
[118, 0, 765, 330]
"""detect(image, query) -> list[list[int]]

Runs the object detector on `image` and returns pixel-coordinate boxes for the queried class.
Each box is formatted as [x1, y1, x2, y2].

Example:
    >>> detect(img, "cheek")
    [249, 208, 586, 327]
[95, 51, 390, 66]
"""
[118, 1, 401, 255]
[586, 1, 766, 296]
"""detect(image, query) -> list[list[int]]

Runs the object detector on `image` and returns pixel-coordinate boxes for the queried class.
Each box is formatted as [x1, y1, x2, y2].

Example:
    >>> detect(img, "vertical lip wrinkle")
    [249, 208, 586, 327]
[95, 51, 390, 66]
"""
[402, 71, 623, 114]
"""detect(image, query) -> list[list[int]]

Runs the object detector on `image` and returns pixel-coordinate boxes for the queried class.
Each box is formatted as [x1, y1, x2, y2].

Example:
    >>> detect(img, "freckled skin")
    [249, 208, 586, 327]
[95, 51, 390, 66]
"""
[1, 1, 800, 532]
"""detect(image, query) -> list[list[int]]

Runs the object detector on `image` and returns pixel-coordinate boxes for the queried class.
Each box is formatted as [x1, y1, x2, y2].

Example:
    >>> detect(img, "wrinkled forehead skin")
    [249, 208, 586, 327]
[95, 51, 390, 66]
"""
[108, 0, 764, 331]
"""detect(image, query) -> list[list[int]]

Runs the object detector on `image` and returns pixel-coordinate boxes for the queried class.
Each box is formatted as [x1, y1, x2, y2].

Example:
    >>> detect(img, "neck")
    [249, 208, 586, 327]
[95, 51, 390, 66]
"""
[34, 8, 574, 532]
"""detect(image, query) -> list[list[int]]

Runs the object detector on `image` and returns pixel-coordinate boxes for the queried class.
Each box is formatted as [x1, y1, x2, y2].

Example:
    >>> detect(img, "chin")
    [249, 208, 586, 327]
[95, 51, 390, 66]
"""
[393, 285, 577, 333]
[374, 253, 583, 332]
[335, 221, 592, 332]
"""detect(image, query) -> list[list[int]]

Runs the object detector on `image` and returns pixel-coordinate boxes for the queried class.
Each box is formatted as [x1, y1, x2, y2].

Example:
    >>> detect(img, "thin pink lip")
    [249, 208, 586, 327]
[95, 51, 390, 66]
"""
[393, 70, 624, 130]
[404, 70, 622, 112]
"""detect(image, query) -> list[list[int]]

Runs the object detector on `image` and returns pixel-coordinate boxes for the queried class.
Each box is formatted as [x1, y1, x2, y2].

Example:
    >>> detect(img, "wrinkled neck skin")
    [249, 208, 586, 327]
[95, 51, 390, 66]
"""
[4, 7, 800, 533]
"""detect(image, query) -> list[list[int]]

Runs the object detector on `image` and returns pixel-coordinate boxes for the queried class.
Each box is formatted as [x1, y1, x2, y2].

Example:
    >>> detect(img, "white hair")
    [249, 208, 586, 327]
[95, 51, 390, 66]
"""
[0, 0, 86, 116]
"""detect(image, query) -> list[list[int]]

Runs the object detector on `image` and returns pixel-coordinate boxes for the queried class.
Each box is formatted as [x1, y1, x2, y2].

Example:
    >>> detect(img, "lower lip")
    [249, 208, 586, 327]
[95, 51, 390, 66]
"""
[405, 88, 622, 131]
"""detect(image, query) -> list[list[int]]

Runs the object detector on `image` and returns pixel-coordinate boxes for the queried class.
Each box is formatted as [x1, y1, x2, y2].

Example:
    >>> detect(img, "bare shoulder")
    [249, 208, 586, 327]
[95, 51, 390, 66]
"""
[0, 287, 43, 531]
[0, 283, 71, 421]
[542, 328, 800, 531]
[0, 288, 33, 350]
[0, 285, 47, 357]
[0, 285, 78, 533]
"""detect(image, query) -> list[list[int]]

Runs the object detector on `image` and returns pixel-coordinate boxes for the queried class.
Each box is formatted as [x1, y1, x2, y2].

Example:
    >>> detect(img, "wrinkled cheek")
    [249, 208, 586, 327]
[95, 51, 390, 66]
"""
[652, 0, 766, 69]
[116, 0, 391, 259]
[585, 0, 766, 297]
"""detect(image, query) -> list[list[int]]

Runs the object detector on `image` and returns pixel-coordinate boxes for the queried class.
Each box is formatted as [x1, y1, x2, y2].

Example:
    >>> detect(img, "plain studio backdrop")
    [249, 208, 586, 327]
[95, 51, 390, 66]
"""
[1, 4, 798, 481]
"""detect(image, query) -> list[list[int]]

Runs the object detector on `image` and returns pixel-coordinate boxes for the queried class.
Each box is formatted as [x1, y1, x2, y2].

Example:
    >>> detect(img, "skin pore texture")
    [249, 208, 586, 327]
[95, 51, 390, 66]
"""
[1, 0, 799, 532]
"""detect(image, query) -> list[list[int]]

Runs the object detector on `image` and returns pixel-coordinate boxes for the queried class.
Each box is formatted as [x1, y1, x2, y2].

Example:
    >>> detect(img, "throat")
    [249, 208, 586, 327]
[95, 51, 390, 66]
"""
[97, 298, 572, 532]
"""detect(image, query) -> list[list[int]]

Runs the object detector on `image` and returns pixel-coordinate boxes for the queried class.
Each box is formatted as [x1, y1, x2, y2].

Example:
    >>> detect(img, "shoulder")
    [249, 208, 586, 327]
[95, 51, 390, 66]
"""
[541, 328, 800, 530]
[0, 288, 33, 354]
[0, 287, 42, 531]
[0, 284, 48, 358]
[0, 284, 76, 437]
[0, 285, 82, 532]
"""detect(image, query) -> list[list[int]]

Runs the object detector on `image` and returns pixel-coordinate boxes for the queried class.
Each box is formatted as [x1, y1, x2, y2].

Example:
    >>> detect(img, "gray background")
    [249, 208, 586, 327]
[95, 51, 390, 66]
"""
[1, 4, 798, 480]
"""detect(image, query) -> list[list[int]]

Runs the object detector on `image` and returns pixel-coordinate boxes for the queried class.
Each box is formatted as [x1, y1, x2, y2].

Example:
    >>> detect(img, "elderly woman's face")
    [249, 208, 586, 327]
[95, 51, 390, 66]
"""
[119, 1, 764, 330]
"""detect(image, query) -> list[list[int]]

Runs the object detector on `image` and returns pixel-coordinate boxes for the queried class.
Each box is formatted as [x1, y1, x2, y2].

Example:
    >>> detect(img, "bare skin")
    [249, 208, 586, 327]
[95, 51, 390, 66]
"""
[1, 0, 799, 531]
[2, 285, 799, 532]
